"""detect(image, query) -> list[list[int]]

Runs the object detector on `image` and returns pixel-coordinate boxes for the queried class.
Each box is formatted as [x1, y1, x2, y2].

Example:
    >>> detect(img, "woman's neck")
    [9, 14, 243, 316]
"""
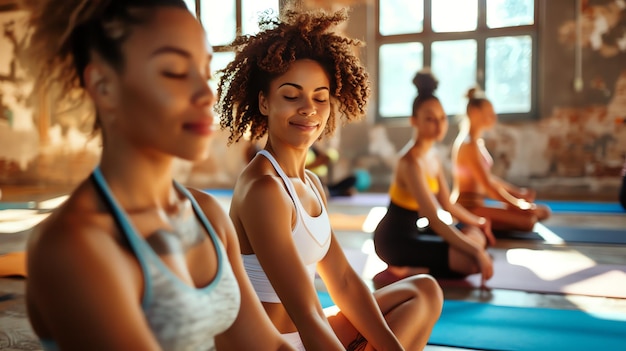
[98, 144, 177, 212]
[468, 124, 484, 141]
[411, 135, 435, 157]
[264, 140, 308, 180]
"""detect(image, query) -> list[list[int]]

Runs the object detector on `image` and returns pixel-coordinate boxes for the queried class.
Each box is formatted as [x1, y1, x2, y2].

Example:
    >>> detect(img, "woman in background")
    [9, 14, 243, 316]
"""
[451, 87, 551, 232]
[22, 1, 294, 350]
[219, 9, 443, 351]
[373, 70, 494, 285]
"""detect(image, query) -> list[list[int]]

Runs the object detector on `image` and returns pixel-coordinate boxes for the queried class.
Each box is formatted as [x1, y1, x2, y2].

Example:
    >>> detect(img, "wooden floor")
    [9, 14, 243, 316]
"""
[1, 186, 625, 350]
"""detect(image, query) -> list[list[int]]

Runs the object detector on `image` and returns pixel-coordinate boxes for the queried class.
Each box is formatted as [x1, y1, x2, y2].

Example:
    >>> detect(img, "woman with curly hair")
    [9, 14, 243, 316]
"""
[373, 70, 494, 285]
[219, 9, 443, 351]
[22, 1, 295, 350]
[451, 87, 551, 232]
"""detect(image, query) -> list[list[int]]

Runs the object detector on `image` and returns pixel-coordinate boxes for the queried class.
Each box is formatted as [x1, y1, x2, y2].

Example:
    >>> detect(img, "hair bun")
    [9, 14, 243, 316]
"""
[412, 68, 438, 97]
[466, 85, 486, 100]
[466, 87, 477, 99]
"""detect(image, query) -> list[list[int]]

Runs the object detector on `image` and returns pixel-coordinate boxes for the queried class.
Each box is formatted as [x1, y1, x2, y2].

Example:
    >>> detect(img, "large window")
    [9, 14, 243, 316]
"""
[185, 0, 280, 90]
[377, 0, 537, 120]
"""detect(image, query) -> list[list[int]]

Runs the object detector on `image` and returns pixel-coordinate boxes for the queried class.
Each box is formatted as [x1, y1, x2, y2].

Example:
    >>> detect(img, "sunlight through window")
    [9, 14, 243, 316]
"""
[432, 0, 477, 32]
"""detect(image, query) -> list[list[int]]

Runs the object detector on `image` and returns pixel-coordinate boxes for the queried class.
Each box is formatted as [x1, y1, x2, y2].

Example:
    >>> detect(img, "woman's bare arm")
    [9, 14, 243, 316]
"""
[189, 190, 295, 351]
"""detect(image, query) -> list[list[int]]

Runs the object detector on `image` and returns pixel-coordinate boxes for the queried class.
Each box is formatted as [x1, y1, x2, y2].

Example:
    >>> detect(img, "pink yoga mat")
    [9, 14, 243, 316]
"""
[440, 248, 626, 299]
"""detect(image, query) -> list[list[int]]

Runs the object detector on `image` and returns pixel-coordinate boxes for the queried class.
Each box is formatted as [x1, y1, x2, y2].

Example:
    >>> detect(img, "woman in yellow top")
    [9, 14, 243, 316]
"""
[374, 70, 494, 284]
[451, 87, 551, 232]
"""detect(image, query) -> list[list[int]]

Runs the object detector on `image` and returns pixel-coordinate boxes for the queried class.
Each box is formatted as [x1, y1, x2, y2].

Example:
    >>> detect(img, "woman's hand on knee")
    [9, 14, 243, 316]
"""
[475, 249, 494, 287]
[477, 218, 496, 247]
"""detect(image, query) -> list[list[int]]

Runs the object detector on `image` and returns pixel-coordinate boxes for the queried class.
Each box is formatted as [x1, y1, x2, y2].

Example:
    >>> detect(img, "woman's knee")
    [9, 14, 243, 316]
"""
[405, 275, 444, 310]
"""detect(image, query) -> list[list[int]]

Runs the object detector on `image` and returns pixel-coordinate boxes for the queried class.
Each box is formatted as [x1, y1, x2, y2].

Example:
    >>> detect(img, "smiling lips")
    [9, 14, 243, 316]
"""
[290, 120, 319, 131]
[183, 121, 214, 136]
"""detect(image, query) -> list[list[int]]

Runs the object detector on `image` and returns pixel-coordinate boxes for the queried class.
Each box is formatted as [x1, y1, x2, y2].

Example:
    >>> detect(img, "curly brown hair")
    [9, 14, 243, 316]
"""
[216, 8, 371, 144]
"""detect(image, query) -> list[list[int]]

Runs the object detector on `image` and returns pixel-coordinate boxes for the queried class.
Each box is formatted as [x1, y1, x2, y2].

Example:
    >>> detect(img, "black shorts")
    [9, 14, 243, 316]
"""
[373, 202, 464, 278]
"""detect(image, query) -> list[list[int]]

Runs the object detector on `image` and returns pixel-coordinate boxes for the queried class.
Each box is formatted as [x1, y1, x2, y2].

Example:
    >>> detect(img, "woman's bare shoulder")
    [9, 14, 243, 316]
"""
[457, 140, 480, 160]
[28, 180, 119, 266]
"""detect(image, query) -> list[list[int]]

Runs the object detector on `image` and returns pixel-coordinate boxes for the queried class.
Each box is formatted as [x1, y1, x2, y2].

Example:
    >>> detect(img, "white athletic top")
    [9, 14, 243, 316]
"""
[242, 150, 332, 303]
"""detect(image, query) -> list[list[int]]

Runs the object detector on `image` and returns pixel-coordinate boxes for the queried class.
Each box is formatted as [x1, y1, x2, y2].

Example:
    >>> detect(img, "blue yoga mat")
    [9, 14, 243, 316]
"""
[317, 292, 626, 350]
[495, 225, 626, 245]
[318, 290, 334, 309]
[486, 199, 624, 214]
[537, 200, 624, 214]
[430, 300, 626, 351]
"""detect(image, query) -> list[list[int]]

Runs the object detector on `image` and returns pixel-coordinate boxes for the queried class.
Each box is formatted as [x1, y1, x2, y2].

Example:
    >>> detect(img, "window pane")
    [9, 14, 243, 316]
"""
[242, 0, 280, 36]
[183, 0, 196, 16]
[486, 36, 532, 113]
[210, 52, 236, 92]
[201, 0, 236, 46]
[487, 0, 534, 28]
[431, 40, 477, 116]
[379, 43, 424, 118]
[379, 0, 424, 35]
[432, 0, 477, 32]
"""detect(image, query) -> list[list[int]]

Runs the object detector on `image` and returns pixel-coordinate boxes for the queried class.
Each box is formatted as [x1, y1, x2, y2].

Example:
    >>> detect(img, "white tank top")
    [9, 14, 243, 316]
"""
[243, 150, 332, 303]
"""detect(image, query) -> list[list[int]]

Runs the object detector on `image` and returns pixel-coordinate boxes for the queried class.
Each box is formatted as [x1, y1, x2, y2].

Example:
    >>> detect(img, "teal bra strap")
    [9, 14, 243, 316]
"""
[91, 166, 154, 309]
[173, 183, 224, 284]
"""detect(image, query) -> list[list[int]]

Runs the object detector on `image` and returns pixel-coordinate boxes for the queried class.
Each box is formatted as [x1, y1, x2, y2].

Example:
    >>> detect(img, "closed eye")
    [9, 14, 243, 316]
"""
[162, 72, 188, 79]
[283, 96, 298, 100]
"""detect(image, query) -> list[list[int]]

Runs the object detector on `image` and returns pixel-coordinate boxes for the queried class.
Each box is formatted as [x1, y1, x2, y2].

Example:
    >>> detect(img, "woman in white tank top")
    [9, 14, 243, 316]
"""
[218, 8, 444, 351]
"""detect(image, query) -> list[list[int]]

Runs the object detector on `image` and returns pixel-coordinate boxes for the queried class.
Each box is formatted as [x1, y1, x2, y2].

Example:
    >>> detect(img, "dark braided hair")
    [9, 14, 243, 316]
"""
[217, 8, 371, 144]
[411, 68, 439, 117]
[21, 0, 188, 132]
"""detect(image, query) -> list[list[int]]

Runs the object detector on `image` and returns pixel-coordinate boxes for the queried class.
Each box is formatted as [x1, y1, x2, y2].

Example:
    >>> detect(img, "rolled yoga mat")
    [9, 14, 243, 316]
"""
[0, 252, 27, 278]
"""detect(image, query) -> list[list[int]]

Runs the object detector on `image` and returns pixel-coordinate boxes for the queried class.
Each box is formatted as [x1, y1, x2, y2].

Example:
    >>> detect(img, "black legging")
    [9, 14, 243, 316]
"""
[373, 202, 463, 278]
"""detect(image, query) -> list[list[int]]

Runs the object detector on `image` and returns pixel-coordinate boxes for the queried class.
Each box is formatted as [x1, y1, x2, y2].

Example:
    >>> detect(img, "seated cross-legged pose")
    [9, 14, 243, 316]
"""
[22, 1, 295, 350]
[218, 9, 443, 351]
[451, 87, 551, 232]
[373, 70, 495, 285]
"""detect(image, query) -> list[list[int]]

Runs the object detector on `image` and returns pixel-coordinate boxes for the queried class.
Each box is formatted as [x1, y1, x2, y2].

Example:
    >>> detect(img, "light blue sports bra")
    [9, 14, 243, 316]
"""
[243, 150, 332, 303]
[40, 166, 241, 351]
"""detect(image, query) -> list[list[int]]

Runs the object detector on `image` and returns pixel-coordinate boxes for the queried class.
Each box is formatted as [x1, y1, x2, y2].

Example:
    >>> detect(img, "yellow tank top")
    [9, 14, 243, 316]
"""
[389, 173, 439, 211]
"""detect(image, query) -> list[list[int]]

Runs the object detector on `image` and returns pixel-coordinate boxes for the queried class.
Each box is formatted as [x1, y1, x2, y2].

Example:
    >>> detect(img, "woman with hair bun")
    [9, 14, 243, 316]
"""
[220, 9, 442, 351]
[22, 1, 294, 350]
[373, 69, 494, 286]
[451, 87, 551, 232]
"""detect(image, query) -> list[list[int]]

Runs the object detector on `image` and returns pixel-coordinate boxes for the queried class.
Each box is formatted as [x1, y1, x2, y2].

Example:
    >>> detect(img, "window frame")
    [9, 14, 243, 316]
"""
[374, 0, 539, 122]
